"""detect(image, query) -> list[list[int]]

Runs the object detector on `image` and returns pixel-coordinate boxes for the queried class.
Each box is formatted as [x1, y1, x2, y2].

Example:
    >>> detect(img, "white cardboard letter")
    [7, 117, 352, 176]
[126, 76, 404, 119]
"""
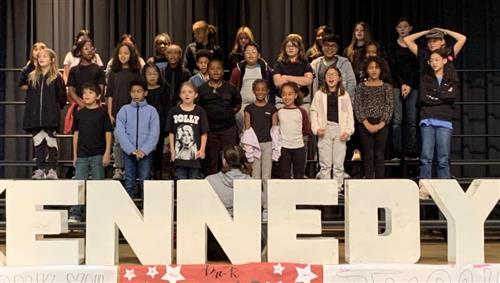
[421, 179, 500, 264]
[267, 179, 338, 264]
[176, 179, 262, 264]
[6, 180, 84, 265]
[85, 180, 173, 265]
[345, 179, 420, 263]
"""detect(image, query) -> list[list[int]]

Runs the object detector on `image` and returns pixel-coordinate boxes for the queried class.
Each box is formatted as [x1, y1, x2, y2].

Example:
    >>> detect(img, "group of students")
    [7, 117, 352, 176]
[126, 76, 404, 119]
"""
[18, 19, 466, 211]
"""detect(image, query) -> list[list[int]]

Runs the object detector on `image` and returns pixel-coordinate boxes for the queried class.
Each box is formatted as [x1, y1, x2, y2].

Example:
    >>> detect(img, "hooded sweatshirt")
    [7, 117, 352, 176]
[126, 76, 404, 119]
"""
[205, 169, 252, 216]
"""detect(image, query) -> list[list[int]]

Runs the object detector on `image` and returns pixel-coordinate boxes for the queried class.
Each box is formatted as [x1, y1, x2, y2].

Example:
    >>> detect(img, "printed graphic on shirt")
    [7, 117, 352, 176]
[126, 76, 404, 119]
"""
[175, 124, 197, 160]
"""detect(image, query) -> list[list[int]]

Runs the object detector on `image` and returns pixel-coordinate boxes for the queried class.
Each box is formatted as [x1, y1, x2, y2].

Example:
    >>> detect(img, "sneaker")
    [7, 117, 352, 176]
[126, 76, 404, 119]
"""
[68, 215, 80, 223]
[32, 169, 45, 180]
[351, 149, 362, 161]
[112, 168, 124, 180]
[46, 169, 58, 180]
[419, 183, 431, 200]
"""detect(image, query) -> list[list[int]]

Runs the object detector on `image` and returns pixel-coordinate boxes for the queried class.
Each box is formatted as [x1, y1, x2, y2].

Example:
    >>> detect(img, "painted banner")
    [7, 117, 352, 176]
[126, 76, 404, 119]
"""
[119, 263, 323, 283]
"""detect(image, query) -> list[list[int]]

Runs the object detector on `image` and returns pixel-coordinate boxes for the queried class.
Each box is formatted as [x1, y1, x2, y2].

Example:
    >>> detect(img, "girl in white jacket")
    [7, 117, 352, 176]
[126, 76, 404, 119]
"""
[310, 66, 355, 190]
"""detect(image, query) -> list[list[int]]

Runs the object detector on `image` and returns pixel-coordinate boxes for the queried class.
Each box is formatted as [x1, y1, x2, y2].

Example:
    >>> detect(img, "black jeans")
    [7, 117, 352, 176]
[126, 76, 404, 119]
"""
[205, 125, 238, 176]
[280, 147, 306, 179]
[359, 125, 389, 178]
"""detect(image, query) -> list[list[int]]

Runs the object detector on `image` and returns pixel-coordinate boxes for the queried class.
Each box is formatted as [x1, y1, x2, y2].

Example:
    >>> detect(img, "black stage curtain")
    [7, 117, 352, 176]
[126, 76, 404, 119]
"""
[1, 0, 500, 178]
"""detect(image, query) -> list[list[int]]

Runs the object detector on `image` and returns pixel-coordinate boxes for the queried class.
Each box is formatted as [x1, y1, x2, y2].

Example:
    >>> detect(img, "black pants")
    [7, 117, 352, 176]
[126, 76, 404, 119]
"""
[205, 125, 238, 176]
[359, 125, 388, 178]
[280, 147, 306, 179]
[32, 128, 58, 170]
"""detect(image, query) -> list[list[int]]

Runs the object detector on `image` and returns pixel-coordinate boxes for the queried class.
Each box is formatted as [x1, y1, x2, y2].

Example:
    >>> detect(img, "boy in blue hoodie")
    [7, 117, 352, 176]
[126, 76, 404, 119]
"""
[115, 78, 160, 197]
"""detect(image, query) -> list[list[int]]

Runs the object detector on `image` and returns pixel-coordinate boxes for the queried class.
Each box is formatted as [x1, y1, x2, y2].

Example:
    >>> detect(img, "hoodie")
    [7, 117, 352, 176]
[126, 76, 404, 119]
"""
[205, 169, 252, 216]
[115, 100, 160, 155]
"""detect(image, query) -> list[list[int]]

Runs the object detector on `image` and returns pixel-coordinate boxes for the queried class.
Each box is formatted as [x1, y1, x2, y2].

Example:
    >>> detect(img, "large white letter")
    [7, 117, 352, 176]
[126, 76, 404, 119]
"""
[176, 179, 261, 264]
[345, 179, 420, 263]
[86, 180, 173, 265]
[6, 180, 84, 265]
[420, 179, 500, 264]
[267, 179, 338, 264]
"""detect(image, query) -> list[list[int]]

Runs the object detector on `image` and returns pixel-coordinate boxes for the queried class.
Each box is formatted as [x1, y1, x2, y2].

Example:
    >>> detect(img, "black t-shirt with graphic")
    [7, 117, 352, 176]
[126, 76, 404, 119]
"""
[166, 105, 209, 168]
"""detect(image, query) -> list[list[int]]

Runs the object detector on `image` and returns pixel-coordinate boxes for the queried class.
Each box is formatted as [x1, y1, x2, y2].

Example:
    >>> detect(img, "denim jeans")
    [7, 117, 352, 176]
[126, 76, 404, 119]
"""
[70, 155, 105, 220]
[419, 124, 452, 179]
[392, 88, 418, 157]
[123, 152, 153, 197]
[175, 166, 201, 179]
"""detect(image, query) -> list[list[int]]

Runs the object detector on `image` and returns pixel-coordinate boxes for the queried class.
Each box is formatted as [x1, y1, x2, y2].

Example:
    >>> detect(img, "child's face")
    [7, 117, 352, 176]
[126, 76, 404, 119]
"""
[322, 41, 338, 59]
[81, 42, 96, 62]
[367, 61, 381, 80]
[285, 41, 299, 58]
[196, 57, 210, 74]
[193, 27, 208, 43]
[427, 38, 445, 51]
[208, 62, 223, 81]
[155, 36, 169, 55]
[429, 53, 447, 72]
[82, 89, 99, 106]
[238, 34, 251, 48]
[281, 85, 298, 107]
[37, 51, 51, 68]
[118, 45, 131, 65]
[325, 68, 340, 89]
[32, 45, 45, 60]
[365, 44, 378, 58]
[244, 45, 260, 65]
[145, 67, 160, 86]
[355, 24, 365, 41]
[166, 49, 181, 65]
[253, 83, 268, 102]
[396, 21, 412, 38]
[179, 85, 198, 104]
[130, 85, 147, 102]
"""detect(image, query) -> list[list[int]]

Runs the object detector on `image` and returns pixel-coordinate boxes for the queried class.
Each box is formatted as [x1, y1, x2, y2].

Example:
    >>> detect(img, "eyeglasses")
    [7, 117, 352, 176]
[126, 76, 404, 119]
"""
[245, 50, 258, 55]
[322, 43, 338, 49]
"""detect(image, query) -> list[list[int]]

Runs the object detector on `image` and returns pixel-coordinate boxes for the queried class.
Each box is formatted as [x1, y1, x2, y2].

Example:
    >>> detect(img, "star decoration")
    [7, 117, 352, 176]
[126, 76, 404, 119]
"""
[161, 265, 185, 283]
[124, 269, 136, 281]
[273, 263, 285, 275]
[147, 266, 159, 278]
[295, 265, 318, 283]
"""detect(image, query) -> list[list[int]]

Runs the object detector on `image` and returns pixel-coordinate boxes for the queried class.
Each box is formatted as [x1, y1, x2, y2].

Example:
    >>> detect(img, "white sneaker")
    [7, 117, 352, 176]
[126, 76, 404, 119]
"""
[32, 169, 45, 180]
[112, 168, 124, 180]
[419, 183, 431, 200]
[46, 169, 58, 180]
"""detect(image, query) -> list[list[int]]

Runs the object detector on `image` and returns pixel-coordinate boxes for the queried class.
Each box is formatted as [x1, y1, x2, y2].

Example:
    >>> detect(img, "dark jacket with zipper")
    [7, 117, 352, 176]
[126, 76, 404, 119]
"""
[419, 73, 457, 122]
[23, 74, 67, 131]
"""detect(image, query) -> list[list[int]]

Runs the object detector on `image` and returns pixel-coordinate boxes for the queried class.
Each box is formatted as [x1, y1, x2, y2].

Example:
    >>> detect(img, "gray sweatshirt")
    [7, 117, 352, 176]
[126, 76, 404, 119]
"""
[205, 169, 253, 216]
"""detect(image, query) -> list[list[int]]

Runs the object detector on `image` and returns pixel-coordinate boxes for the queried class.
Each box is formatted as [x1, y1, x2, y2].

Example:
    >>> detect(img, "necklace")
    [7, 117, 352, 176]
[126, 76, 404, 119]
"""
[209, 81, 223, 94]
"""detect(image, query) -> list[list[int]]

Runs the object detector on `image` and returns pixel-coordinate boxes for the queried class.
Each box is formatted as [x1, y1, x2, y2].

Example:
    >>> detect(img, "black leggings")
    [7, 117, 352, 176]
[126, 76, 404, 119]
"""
[359, 125, 389, 178]
[280, 147, 306, 179]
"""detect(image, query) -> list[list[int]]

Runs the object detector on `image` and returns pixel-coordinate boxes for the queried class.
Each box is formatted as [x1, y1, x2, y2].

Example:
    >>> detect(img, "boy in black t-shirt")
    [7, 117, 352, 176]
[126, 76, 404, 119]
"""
[166, 82, 209, 179]
[70, 83, 112, 222]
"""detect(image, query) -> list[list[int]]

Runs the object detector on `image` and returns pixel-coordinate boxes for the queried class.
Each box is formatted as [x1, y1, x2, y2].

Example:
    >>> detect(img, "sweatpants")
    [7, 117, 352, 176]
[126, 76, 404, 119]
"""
[317, 121, 346, 189]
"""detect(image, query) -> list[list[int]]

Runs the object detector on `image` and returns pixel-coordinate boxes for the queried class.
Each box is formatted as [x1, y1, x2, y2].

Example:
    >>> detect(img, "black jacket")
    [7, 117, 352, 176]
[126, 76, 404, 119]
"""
[23, 74, 67, 131]
[419, 73, 457, 122]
